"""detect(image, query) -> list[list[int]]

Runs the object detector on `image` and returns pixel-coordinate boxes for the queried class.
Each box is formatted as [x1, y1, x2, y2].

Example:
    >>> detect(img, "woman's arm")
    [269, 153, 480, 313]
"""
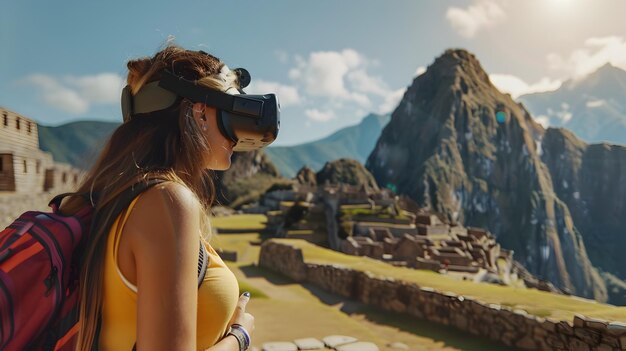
[128, 182, 201, 351]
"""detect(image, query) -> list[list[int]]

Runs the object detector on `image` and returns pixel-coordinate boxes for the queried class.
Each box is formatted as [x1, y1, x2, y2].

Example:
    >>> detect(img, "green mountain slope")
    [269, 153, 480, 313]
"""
[38, 121, 120, 169]
[37, 120, 285, 208]
[265, 113, 390, 178]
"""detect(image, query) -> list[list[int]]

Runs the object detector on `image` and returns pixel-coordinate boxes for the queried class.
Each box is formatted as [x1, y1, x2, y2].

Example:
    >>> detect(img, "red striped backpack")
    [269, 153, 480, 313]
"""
[0, 191, 93, 351]
[0, 179, 208, 351]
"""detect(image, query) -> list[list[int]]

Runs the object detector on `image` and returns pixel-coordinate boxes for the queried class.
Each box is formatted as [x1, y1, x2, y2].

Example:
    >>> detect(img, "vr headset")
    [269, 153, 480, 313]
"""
[121, 67, 280, 152]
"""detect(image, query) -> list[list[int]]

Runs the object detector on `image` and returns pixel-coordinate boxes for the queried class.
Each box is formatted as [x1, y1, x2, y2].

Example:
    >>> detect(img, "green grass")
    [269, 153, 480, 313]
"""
[210, 214, 267, 230]
[273, 238, 626, 323]
[341, 208, 377, 216]
[340, 206, 408, 220]
[527, 308, 552, 318]
[238, 279, 268, 299]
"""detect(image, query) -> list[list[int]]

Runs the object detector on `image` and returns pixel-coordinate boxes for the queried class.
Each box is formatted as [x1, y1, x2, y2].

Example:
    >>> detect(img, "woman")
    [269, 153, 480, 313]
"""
[61, 45, 255, 351]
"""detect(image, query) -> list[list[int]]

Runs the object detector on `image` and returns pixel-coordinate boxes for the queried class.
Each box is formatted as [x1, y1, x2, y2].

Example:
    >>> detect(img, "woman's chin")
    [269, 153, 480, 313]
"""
[207, 158, 232, 171]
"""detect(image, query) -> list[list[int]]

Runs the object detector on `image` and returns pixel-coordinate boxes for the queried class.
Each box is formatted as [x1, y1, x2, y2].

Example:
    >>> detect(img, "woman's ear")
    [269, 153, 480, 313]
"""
[192, 102, 207, 121]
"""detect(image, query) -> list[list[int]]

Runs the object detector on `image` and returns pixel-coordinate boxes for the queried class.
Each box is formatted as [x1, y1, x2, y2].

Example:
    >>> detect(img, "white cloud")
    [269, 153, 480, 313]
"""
[347, 69, 389, 96]
[535, 115, 550, 128]
[539, 103, 572, 125]
[489, 74, 561, 98]
[560, 112, 573, 123]
[288, 48, 407, 123]
[379, 88, 406, 114]
[586, 99, 606, 108]
[548, 36, 626, 79]
[305, 108, 335, 122]
[415, 66, 426, 76]
[64, 73, 124, 104]
[446, 0, 506, 38]
[22, 73, 124, 115]
[23, 74, 89, 114]
[289, 49, 371, 107]
[246, 80, 301, 107]
[349, 93, 372, 108]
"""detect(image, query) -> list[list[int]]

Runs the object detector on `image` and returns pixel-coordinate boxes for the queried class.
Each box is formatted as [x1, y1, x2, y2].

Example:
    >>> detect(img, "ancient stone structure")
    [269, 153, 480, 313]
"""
[260, 240, 626, 351]
[245, 181, 524, 284]
[0, 107, 81, 194]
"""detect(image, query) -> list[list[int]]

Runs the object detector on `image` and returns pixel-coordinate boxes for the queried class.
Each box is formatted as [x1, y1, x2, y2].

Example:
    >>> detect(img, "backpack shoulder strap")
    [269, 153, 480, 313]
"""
[198, 242, 208, 288]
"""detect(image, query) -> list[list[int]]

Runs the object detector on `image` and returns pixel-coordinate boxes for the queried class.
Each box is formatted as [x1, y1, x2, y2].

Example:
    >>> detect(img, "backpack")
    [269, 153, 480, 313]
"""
[0, 179, 209, 351]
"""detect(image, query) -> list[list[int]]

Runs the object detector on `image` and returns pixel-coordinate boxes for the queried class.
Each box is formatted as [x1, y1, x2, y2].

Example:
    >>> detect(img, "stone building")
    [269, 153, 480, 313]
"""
[0, 107, 82, 194]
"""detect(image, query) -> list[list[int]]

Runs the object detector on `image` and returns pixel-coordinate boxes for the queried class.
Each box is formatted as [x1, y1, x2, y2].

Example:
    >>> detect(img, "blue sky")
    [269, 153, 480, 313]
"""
[2, 0, 626, 146]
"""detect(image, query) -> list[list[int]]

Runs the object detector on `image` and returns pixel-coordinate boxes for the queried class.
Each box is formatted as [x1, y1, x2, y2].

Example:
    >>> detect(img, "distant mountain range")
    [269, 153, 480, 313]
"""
[37, 120, 284, 208]
[38, 113, 391, 180]
[265, 113, 390, 178]
[520, 63, 626, 146]
[38, 121, 119, 169]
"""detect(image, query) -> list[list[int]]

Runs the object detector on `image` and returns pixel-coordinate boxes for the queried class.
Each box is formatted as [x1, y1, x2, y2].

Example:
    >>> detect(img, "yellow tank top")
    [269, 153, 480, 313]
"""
[99, 195, 239, 350]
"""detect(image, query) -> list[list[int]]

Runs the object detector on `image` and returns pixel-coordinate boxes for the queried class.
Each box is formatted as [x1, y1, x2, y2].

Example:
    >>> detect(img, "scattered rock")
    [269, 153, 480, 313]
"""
[608, 321, 626, 336]
[387, 341, 409, 349]
[322, 335, 358, 348]
[574, 314, 585, 328]
[336, 341, 379, 351]
[293, 337, 325, 350]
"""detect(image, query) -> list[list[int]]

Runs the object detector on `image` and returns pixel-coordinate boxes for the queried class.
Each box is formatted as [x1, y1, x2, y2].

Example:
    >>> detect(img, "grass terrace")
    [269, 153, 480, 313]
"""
[273, 238, 626, 323]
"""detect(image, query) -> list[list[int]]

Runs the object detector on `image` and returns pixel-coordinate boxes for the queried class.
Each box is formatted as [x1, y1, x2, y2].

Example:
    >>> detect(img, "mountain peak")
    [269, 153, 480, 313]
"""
[412, 48, 495, 101]
[442, 48, 479, 62]
[430, 49, 491, 82]
[555, 61, 626, 99]
[588, 62, 626, 80]
[600, 62, 614, 69]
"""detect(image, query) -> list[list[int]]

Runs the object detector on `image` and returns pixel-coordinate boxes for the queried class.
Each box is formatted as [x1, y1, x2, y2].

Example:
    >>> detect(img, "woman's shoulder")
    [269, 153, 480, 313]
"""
[125, 180, 201, 246]
[139, 180, 199, 212]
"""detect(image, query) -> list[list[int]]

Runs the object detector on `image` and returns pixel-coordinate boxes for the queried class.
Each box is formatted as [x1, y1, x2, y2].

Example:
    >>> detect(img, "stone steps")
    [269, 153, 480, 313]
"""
[259, 335, 380, 351]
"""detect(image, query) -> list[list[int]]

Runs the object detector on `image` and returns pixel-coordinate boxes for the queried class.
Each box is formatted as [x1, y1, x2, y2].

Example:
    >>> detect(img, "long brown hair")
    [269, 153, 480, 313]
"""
[60, 45, 242, 350]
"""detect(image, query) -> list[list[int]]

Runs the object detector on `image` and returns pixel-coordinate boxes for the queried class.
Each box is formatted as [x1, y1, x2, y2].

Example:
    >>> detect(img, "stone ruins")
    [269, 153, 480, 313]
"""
[0, 107, 84, 228]
[242, 181, 528, 287]
[0, 107, 82, 194]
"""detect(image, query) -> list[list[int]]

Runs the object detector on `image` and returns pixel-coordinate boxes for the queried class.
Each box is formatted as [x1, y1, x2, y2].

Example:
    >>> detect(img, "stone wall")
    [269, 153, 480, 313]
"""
[259, 240, 626, 351]
[0, 191, 75, 228]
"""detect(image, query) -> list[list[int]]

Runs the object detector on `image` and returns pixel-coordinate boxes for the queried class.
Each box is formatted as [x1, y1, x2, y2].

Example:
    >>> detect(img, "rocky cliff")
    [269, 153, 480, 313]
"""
[215, 150, 288, 208]
[316, 158, 379, 192]
[541, 128, 626, 284]
[366, 49, 607, 301]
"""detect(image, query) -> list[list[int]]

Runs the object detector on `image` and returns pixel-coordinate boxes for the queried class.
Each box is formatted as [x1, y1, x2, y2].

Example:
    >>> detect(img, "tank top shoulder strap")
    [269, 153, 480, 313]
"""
[111, 194, 144, 293]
